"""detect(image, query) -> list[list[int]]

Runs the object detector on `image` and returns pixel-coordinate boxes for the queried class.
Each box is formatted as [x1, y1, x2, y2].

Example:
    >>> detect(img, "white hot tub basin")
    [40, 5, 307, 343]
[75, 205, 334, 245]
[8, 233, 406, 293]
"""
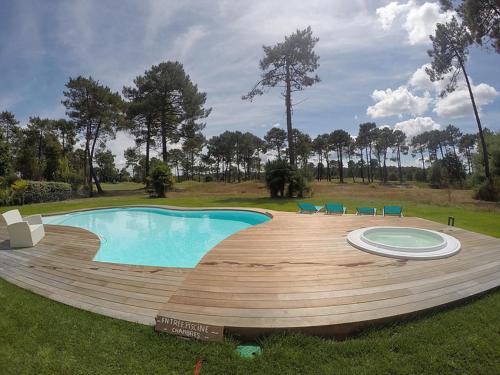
[347, 226, 461, 260]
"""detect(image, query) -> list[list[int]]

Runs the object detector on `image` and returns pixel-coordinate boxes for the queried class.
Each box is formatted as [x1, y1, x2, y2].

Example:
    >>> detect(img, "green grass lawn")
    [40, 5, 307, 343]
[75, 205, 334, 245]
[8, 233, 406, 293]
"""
[1, 278, 499, 374]
[1, 183, 500, 374]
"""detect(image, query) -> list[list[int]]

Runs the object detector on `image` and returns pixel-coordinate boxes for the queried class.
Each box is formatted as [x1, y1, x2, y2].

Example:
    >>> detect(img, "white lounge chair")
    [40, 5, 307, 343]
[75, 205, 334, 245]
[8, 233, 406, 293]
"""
[1, 209, 45, 248]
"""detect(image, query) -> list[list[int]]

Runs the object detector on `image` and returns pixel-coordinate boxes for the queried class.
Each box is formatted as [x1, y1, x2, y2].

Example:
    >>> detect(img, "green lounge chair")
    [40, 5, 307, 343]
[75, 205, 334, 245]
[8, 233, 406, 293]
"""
[325, 202, 346, 215]
[297, 202, 319, 214]
[383, 205, 403, 217]
[356, 207, 377, 216]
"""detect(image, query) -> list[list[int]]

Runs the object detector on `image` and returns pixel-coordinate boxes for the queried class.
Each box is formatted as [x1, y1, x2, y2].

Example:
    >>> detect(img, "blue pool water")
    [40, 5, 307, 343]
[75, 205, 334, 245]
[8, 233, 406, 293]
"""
[43, 207, 270, 268]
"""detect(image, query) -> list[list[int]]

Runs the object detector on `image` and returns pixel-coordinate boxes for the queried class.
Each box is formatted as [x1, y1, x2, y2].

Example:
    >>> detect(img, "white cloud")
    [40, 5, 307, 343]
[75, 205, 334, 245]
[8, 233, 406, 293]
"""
[434, 83, 498, 118]
[408, 63, 457, 94]
[376, 1, 413, 30]
[376, 1, 455, 45]
[367, 86, 431, 118]
[394, 116, 440, 138]
[172, 25, 207, 59]
[372, 64, 498, 121]
[408, 63, 434, 91]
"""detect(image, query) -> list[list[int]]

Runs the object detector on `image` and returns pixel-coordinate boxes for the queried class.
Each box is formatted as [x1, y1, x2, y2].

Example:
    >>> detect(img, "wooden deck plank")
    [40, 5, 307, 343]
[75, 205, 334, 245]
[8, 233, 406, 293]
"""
[2, 206, 500, 337]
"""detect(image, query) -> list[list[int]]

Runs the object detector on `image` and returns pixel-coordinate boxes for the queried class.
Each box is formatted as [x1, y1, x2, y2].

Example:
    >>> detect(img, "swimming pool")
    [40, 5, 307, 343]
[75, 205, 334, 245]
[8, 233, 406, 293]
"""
[43, 207, 271, 268]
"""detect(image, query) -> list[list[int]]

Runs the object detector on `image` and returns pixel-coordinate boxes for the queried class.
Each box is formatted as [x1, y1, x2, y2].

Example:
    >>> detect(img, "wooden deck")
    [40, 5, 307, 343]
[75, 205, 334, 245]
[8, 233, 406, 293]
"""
[1, 207, 500, 338]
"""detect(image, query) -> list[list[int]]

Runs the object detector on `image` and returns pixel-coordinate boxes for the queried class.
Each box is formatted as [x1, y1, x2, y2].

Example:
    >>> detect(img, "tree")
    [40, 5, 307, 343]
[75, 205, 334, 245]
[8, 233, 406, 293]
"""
[95, 147, 118, 183]
[459, 133, 477, 174]
[292, 129, 312, 169]
[0, 111, 20, 173]
[243, 26, 320, 167]
[428, 129, 447, 160]
[26, 117, 53, 180]
[62, 76, 125, 195]
[181, 121, 206, 180]
[264, 159, 291, 197]
[440, 0, 500, 52]
[444, 124, 462, 156]
[168, 148, 184, 181]
[392, 130, 408, 184]
[123, 74, 159, 179]
[264, 127, 287, 160]
[124, 147, 145, 182]
[426, 17, 491, 181]
[411, 133, 429, 176]
[140, 62, 210, 163]
[312, 134, 327, 180]
[240, 132, 264, 180]
[358, 123, 377, 182]
[330, 130, 351, 183]
[149, 162, 174, 198]
[374, 127, 394, 183]
[53, 119, 76, 156]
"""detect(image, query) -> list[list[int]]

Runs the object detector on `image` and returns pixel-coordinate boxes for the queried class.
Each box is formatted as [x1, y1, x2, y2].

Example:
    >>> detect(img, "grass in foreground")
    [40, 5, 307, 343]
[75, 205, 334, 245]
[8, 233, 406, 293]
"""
[0, 278, 499, 374]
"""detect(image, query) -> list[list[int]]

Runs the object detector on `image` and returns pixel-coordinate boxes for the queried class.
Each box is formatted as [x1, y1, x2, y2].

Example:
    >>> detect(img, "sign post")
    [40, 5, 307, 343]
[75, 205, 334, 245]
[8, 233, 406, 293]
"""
[155, 315, 224, 342]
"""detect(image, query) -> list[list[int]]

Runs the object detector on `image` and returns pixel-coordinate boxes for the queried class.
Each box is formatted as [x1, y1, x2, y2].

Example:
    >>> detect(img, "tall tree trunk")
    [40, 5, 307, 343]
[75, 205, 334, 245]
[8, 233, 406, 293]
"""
[161, 110, 167, 163]
[37, 127, 43, 181]
[460, 59, 491, 180]
[397, 146, 403, 184]
[338, 147, 344, 183]
[368, 144, 374, 182]
[419, 147, 426, 172]
[285, 66, 295, 168]
[365, 147, 370, 182]
[360, 149, 365, 183]
[325, 154, 330, 181]
[466, 148, 472, 174]
[145, 117, 151, 180]
[89, 122, 103, 194]
[438, 142, 445, 159]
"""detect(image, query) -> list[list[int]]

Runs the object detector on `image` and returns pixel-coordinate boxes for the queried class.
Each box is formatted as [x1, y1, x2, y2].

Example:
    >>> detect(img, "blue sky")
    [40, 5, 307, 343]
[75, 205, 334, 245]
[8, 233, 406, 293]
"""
[0, 0, 498, 166]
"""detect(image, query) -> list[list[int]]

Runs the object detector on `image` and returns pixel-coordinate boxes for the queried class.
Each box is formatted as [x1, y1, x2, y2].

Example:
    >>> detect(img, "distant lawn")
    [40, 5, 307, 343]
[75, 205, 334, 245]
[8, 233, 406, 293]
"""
[1, 181, 500, 374]
[97, 181, 145, 191]
[3, 181, 499, 237]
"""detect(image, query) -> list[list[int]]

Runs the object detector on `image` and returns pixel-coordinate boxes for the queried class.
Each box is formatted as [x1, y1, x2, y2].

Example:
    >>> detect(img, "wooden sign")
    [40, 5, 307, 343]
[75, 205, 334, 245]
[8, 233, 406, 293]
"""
[155, 315, 224, 342]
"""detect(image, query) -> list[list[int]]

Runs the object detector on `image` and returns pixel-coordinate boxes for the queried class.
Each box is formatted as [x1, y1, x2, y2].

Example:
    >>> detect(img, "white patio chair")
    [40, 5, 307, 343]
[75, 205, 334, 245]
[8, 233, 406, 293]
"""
[1, 209, 45, 248]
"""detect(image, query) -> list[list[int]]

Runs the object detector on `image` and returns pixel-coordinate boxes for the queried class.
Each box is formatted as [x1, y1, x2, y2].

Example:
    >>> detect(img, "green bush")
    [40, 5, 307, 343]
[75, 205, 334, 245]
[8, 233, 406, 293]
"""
[24, 181, 72, 204]
[429, 162, 446, 189]
[288, 168, 313, 198]
[10, 179, 28, 205]
[149, 162, 174, 198]
[264, 159, 291, 198]
[473, 179, 500, 202]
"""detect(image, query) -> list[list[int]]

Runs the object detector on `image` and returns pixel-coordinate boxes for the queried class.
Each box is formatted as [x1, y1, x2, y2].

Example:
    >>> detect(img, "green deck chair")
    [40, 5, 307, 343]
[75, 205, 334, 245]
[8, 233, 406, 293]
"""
[383, 205, 403, 217]
[325, 203, 346, 215]
[297, 202, 319, 214]
[356, 207, 377, 216]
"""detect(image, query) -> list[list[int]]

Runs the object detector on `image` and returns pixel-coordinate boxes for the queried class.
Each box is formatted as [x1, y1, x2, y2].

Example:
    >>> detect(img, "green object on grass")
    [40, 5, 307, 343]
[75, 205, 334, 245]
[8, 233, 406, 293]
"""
[236, 343, 262, 358]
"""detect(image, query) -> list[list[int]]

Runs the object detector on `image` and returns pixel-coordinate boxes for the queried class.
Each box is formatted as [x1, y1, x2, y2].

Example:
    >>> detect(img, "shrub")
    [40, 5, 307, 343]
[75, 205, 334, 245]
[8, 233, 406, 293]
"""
[24, 181, 72, 204]
[473, 179, 500, 202]
[10, 179, 28, 205]
[264, 160, 291, 198]
[429, 162, 446, 189]
[149, 162, 174, 198]
[414, 169, 427, 182]
[288, 168, 313, 198]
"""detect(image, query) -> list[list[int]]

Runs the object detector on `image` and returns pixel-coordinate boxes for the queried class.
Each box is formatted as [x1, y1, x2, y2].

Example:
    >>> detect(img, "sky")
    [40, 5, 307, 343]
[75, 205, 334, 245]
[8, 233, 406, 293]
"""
[0, 0, 498, 167]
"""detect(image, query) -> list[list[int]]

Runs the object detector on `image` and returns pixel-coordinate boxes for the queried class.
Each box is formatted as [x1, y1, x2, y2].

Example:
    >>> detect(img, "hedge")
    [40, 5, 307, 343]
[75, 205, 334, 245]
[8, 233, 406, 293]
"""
[23, 181, 72, 204]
